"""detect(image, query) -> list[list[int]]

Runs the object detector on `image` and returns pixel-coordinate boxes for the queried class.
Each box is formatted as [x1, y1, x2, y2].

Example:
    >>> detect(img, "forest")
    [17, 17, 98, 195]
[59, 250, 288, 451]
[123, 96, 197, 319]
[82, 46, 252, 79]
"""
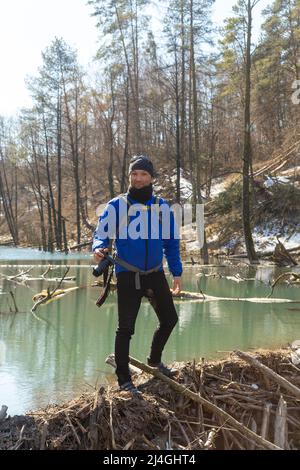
[1, 1, 300, 452]
[0, 0, 299, 263]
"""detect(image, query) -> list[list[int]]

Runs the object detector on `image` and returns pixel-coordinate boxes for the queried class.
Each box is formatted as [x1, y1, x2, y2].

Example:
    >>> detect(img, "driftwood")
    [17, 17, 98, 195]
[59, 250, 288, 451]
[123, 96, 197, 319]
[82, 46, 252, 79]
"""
[249, 418, 258, 450]
[0, 266, 76, 284]
[203, 428, 217, 449]
[260, 402, 272, 441]
[6, 268, 34, 280]
[270, 239, 298, 267]
[31, 267, 72, 312]
[125, 355, 281, 450]
[197, 272, 264, 284]
[260, 245, 300, 258]
[32, 287, 79, 304]
[269, 272, 300, 297]
[234, 350, 300, 400]
[172, 291, 299, 304]
[105, 353, 142, 377]
[0, 264, 90, 268]
[39, 421, 48, 450]
[274, 396, 288, 449]
[28, 282, 300, 311]
[9, 424, 26, 450]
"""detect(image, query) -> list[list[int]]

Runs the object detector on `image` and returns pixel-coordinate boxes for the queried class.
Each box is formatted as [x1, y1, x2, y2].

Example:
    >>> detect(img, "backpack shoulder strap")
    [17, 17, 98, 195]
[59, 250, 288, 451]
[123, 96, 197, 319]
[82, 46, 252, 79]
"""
[154, 196, 162, 224]
[115, 193, 133, 239]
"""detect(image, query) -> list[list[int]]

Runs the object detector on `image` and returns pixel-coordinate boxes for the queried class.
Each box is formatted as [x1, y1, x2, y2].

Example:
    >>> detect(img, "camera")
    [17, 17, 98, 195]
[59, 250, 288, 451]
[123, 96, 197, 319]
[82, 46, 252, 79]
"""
[92, 256, 114, 277]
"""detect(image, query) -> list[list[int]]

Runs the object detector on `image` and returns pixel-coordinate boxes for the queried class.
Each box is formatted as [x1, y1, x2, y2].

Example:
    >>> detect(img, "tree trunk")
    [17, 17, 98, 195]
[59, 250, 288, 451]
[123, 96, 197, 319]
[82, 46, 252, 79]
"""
[46, 193, 54, 253]
[30, 132, 47, 250]
[242, 0, 258, 263]
[115, 4, 141, 152]
[174, 42, 181, 203]
[108, 72, 116, 199]
[56, 92, 63, 250]
[121, 78, 130, 193]
[0, 156, 19, 245]
[43, 111, 58, 251]
[190, 0, 209, 264]
[63, 77, 81, 247]
[180, 0, 186, 169]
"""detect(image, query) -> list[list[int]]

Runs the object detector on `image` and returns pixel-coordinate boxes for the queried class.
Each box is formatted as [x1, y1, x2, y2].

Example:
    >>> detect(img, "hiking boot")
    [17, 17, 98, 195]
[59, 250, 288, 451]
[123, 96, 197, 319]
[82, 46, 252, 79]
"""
[119, 381, 142, 396]
[147, 360, 177, 378]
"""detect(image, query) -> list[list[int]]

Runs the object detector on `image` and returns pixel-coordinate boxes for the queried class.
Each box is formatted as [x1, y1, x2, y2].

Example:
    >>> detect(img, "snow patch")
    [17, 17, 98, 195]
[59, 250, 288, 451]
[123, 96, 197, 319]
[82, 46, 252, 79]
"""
[170, 170, 193, 200]
[252, 224, 300, 251]
[280, 166, 300, 177]
[209, 177, 228, 198]
[263, 175, 290, 188]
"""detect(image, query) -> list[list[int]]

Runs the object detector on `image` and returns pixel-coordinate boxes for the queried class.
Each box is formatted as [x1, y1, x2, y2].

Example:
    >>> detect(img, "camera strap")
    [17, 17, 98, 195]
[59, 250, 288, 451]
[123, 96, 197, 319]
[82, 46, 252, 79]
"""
[96, 260, 114, 308]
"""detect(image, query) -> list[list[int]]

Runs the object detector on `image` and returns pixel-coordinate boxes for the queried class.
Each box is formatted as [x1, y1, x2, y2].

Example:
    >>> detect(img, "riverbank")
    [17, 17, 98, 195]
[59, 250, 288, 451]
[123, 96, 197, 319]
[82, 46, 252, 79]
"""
[1, 348, 299, 450]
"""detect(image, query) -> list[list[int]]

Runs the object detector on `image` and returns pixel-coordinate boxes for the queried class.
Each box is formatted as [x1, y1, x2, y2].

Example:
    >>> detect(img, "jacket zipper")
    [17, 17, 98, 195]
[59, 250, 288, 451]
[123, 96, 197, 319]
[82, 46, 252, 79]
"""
[145, 238, 148, 270]
[145, 201, 151, 270]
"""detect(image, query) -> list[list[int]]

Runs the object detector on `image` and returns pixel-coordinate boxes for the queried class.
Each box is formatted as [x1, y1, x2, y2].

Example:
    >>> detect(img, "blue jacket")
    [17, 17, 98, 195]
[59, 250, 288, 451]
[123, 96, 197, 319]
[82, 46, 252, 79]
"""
[92, 194, 182, 277]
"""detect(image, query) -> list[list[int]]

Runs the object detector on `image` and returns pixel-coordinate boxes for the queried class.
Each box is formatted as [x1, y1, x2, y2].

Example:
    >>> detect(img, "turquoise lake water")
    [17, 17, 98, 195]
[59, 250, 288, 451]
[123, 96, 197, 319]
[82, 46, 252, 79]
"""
[0, 247, 300, 415]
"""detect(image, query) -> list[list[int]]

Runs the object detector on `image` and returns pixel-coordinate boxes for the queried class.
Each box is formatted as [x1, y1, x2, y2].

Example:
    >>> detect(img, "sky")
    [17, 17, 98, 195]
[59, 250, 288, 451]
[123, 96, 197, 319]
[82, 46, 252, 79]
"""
[0, 0, 270, 117]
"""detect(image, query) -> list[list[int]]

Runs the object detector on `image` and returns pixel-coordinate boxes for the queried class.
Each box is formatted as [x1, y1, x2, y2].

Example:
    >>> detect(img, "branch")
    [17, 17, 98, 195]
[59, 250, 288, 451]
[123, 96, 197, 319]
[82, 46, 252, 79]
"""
[121, 355, 281, 450]
[268, 272, 300, 298]
[31, 267, 70, 313]
[234, 350, 300, 400]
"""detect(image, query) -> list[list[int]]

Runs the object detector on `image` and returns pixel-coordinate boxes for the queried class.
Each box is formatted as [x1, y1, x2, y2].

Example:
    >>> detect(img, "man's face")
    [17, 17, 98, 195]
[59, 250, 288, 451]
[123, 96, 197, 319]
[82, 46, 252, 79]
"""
[130, 170, 153, 189]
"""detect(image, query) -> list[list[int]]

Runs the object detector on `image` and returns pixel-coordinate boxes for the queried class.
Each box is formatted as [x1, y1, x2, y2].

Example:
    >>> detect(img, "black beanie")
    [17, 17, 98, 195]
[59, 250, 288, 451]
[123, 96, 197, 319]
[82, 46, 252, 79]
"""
[128, 155, 155, 177]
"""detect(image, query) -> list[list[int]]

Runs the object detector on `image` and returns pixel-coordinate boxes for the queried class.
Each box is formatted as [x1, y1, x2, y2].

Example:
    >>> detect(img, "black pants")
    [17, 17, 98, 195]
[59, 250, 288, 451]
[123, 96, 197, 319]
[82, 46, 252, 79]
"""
[115, 270, 178, 386]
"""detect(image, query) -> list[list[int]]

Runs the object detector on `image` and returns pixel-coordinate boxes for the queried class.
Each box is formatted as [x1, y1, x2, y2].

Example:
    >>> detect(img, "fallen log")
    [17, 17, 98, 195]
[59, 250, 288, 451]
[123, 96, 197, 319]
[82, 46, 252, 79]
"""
[30, 284, 300, 308]
[105, 353, 142, 377]
[253, 139, 300, 177]
[234, 350, 300, 400]
[259, 245, 300, 258]
[270, 240, 298, 267]
[32, 287, 79, 304]
[172, 291, 300, 304]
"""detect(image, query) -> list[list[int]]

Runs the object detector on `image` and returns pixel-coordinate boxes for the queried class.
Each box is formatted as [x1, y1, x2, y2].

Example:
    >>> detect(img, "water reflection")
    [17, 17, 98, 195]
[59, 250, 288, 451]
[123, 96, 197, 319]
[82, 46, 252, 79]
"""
[0, 248, 300, 414]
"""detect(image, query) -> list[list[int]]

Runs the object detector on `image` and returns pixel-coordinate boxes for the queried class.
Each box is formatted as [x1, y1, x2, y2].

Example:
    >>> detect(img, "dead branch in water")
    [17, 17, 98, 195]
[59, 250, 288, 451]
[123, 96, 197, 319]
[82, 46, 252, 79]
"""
[31, 267, 71, 313]
[269, 272, 300, 297]
[0, 265, 75, 284]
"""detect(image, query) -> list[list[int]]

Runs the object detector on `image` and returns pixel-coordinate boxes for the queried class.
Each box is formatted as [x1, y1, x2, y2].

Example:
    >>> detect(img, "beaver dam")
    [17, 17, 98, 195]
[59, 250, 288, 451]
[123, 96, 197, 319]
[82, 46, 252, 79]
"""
[1, 349, 300, 451]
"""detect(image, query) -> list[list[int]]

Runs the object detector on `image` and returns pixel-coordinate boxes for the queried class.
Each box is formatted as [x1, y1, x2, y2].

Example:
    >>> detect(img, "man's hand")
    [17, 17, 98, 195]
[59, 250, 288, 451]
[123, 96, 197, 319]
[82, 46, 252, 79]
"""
[172, 276, 182, 295]
[94, 248, 109, 263]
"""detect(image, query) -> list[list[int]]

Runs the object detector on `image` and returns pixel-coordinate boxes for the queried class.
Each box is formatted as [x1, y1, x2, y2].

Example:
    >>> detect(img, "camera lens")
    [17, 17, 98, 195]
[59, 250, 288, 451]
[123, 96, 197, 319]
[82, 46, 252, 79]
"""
[92, 257, 112, 277]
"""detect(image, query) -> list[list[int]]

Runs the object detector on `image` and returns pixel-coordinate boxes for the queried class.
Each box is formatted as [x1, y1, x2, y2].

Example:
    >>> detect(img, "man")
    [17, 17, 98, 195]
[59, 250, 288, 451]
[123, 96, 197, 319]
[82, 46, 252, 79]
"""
[93, 155, 182, 395]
